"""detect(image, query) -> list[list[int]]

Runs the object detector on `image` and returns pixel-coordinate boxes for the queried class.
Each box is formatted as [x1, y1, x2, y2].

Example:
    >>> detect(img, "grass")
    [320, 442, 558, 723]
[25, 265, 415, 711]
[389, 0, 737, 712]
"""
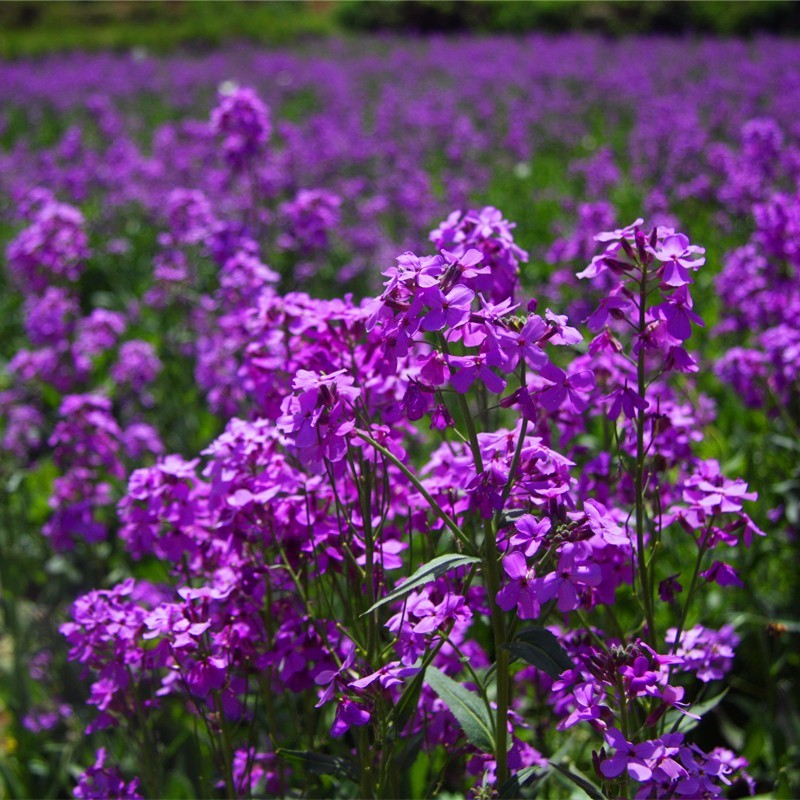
[0, 1, 339, 60]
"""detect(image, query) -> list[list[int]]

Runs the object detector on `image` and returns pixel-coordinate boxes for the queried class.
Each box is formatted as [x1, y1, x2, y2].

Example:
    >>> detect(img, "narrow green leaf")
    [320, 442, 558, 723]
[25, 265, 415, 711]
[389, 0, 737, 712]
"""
[769, 434, 800, 452]
[667, 687, 730, 734]
[505, 627, 575, 678]
[394, 731, 426, 773]
[549, 761, 607, 800]
[391, 666, 425, 730]
[426, 666, 495, 752]
[276, 749, 360, 783]
[498, 765, 540, 798]
[364, 553, 481, 615]
[498, 508, 528, 528]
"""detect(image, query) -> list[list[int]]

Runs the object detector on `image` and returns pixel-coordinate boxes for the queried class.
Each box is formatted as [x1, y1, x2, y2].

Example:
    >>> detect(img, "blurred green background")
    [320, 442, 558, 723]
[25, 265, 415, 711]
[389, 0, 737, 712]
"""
[2, 0, 800, 60]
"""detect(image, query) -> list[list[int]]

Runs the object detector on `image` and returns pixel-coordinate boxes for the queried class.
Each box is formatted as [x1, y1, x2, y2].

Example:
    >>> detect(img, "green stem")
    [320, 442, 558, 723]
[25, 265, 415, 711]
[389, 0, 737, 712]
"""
[669, 532, 712, 660]
[483, 546, 510, 786]
[354, 430, 474, 554]
[213, 689, 237, 800]
[438, 354, 510, 786]
[635, 266, 656, 646]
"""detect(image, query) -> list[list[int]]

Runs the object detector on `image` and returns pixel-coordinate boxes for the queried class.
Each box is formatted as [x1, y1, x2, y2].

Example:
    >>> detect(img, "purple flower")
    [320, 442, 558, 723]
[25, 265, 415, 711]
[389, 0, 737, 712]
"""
[7, 200, 89, 293]
[538, 364, 595, 413]
[558, 682, 609, 731]
[536, 543, 602, 612]
[509, 514, 551, 557]
[331, 697, 371, 737]
[656, 286, 704, 341]
[111, 340, 162, 395]
[586, 293, 632, 332]
[448, 352, 506, 394]
[606, 385, 649, 420]
[496, 551, 539, 619]
[210, 86, 270, 170]
[600, 728, 656, 782]
[421, 285, 475, 331]
[73, 748, 143, 800]
[652, 233, 706, 287]
[700, 560, 744, 588]
[666, 624, 740, 682]
[497, 314, 548, 370]
[580, 499, 630, 547]
[440, 247, 488, 282]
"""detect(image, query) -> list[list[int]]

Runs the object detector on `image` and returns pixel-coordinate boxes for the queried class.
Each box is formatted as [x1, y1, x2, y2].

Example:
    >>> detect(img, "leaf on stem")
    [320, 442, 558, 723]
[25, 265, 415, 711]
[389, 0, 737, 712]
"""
[549, 761, 607, 800]
[498, 765, 540, 798]
[504, 627, 575, 679]
[666, 687, 729, 734]
[363, 553, 481, 615]
[276, 749, 360, 783]
[425, 666, 495, 752]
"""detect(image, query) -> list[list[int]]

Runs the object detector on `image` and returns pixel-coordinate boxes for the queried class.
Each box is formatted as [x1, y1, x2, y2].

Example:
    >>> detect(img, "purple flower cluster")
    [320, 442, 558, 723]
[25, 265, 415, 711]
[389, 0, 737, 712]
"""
[40, 200, 759, 796]
[0, 41, 786, 798]
[210, 85, 271, 171]
[72, 748, 143, 800]
[716, 189, 800, 412]
[6, 198, 89, 293]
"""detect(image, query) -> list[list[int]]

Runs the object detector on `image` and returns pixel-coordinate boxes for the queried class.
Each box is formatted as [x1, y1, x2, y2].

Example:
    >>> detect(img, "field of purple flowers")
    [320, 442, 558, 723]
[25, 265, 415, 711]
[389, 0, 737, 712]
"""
[1, 34, 799, 799]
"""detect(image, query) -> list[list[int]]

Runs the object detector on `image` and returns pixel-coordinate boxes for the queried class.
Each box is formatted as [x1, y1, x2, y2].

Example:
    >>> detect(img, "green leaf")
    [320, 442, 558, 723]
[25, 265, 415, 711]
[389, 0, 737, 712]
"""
[769, 434, 800, 453]
[549, 761, 607, 800]
[498, 508, 528, 528]
[390, 666, 425, 730]
[504, 627, 574, 678]
[498, 765, 540, 798]
[395, 731, 425, 773]
[276, 749, 360, 783]
[425, 666, 495, 752]
[666, 688, 729, 734]
[363, 553, 481, 615]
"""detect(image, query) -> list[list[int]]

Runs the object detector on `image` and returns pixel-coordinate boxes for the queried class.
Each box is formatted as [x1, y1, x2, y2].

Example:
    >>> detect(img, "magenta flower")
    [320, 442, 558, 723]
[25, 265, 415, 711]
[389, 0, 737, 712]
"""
[440, 247, 488, 281]
[421, 285, 475, 331]
[430, 403, 454, 430]
[544, 309, 582, 345]
[606, 385, 649, 420]
[402, 382, 432, 421]
[656, 286, 704, 341]
[558, 682, 609, 731]
[535, 543, 601, 612]
[652, 233, 706, 287]
[331, 697, 371, 737]
[600, 728, 656, 782]
[538, 364, 595, 413]
[496, 551, 539, 619]
[509, 514, 551, 557]
[700, 560, 744, 588]
[418, 349, 450, 386]
[497, 314, 548, 370]
[683, 461, 757, 514]
[448, 352, 506, 394]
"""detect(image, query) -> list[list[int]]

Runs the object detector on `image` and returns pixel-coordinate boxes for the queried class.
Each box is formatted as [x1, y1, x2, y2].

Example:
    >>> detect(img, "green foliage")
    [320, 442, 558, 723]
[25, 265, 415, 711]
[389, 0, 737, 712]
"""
[425, 667, 495, 752]
[363, 553, 481, 614]
[337, 0, 800, 36]
[0, 1, 337, 60]
[504, 627, 575, 679]
[276, 749, 361, 783]
[549, 761, 607, 800]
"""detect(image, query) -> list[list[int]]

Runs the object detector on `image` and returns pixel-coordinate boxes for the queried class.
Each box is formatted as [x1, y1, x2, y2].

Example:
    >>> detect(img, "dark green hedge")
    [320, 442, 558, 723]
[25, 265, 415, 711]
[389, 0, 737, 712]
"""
[336, 1, 800, 36]
[0, 1, 336, 60]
